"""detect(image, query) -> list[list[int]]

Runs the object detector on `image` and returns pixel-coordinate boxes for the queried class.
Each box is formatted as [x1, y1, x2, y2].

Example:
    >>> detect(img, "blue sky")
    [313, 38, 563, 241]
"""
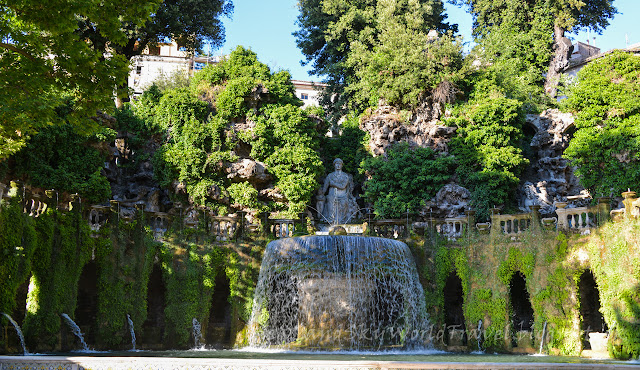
[216, 0, 638, 81]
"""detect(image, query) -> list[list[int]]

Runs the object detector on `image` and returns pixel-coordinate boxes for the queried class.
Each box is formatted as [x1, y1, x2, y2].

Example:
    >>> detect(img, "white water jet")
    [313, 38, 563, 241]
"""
[1, 312, 28, 355]
[477, 319, 483, 352]
[192, 318, 203, 348]
[127, 314, 136, 350]
[248, 235, 430, 350]
[539, 321, 547, 354]
[61, 313, 89, 351]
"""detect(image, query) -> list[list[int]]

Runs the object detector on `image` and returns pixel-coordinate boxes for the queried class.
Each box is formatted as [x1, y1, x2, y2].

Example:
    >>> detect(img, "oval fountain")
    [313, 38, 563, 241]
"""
[247, 235, 430, 350]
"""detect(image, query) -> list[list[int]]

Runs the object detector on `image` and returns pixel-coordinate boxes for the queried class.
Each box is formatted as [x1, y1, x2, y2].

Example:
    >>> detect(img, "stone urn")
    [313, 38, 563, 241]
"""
[554, 201, 568, 210]
[476, 222, 491, 234]
[541, 217, 557, 230]
[588, 332, 608, 353]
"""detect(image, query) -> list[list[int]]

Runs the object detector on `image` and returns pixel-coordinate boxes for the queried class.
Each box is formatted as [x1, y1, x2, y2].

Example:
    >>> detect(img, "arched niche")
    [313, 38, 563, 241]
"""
[578, 269, 607, 349]
[75, 261, 98, 344]
[205, 272, 232, 348]
[443, 271, 466, 346]
[509, 272, 534, 332]
[142, 263, 166, 347]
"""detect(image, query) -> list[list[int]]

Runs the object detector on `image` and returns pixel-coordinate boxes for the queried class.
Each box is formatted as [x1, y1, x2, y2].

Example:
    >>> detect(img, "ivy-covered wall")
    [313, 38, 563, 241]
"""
[412, 218, 640, 359]
[2, 187, 640, 359]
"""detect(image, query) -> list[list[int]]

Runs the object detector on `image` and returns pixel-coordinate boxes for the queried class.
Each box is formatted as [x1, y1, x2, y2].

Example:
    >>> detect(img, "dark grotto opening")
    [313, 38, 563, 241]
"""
[443, 271, 466, 346]
[142, 263, 166, 348]
[75, 261, 98, 345]
[509, 272, 534, 333]
[578, 269, 607, 349]
[205, 272, 232, 348]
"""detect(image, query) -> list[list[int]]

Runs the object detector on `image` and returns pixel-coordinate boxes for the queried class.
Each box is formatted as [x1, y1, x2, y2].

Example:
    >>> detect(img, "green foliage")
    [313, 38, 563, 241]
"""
[294, 0, 455, 119]
[144, 46, 321, 215]
[94, 211, 159, 348]
[584, 219, 640, 359]
[362, 143, 455, 218]
[160, 238, 225, 348]
[14, 124, 112, 203]
[0, 0, 159, 158]
[449, 92, 529, 220]
[562, 51, 640, 197]
[348, 6, 465, 110]
[21, 205, 95, 350]
[322, 113, 371, 184]
[0, 197, 37, 315]
[251, 104, 324, 213]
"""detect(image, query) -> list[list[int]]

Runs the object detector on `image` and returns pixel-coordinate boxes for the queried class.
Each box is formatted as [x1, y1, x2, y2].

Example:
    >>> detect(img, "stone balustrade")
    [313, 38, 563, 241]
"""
[493, 214, 532, 235]
[370, 219, 409, 239]
[555, 205, 597, 232]
[270, 219, 297, 238]
[209, 216, 238, 241]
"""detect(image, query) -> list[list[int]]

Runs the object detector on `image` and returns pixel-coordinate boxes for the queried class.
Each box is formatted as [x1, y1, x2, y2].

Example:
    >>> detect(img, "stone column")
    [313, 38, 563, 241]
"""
[622, 191, 637, 219]
[45, 189, 58, 211]
[597, 197, 611, 224]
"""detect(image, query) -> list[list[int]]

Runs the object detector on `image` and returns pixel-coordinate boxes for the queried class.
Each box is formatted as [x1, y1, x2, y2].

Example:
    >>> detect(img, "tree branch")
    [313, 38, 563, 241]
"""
[0, 42, 36, 61]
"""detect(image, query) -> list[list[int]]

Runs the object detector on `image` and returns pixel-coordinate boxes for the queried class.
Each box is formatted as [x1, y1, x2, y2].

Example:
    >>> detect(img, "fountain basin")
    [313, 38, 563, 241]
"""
[248, 235, 429, 350]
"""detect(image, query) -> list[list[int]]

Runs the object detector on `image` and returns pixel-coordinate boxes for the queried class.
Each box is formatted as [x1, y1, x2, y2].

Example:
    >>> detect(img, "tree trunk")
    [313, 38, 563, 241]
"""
[544, 23, 573, 98]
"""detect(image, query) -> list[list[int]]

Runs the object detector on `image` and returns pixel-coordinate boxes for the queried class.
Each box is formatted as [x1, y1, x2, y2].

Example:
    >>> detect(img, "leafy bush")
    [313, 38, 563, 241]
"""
[15, 124, 112, 203]
[562, 51, 640, 197]
[450, 92, 529, 220]
[362, 143, 456, 218]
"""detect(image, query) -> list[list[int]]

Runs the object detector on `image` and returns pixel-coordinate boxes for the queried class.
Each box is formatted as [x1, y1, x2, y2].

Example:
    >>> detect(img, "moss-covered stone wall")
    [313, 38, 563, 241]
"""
[2, 190, 640, 359]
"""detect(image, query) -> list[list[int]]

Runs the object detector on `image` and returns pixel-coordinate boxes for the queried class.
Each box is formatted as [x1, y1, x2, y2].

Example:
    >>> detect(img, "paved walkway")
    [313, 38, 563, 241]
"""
[1, 356, 639, 370]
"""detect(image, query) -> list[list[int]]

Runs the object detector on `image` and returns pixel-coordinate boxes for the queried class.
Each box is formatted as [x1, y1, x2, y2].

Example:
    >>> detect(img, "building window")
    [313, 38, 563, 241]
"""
[301, 93, 309, 100]
[136, 66, 143, 75]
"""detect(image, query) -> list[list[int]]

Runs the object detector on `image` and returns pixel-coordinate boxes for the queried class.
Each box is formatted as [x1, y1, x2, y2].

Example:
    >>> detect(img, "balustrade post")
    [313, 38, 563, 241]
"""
[45, 189, 57, 211]
[109, 200, 120, 225]
[597, 197, 611, 225]
[622, 191, 637, 219]
[135, 201, 145, 223]
[465, 210, 476, 235]
[555, 202, 569, 230]
[298, 212, 306, 236]
[69, 193, 81, 213]
[530, 205, 541, 232]
[237, 211, 246, 240]
[490, 207, 500, 238]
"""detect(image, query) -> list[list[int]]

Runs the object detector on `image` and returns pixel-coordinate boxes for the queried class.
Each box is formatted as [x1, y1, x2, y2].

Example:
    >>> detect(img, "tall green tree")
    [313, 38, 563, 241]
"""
[295, 0, 455, 120]
[0, 0, 159, 159]
[562, 51, 640, 197]
[451, 0, 617, 97]
[79, 0, 233, 105]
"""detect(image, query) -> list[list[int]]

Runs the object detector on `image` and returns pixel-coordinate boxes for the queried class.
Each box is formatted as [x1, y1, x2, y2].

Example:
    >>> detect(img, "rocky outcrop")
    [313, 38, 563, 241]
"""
[518, 109, 586, 215]
[360, 105, 456, 157]
[421, 183, 471, 218]
[225, 159, 271, 184]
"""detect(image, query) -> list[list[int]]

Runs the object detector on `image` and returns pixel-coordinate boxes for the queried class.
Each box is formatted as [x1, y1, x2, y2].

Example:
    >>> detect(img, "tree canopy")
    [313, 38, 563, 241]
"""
[295, 0, 455, 119]
[0, 0, 159, 159]
[562, 51, 640, 198]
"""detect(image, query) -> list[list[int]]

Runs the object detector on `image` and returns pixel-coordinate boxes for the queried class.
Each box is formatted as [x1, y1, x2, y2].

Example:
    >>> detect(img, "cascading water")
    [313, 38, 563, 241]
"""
[61, 313, 89, 351]
[248, 235, 430, 350]
[127, 314, 137, 350]
[192, 318, 203, 349]
[1, 313, 28, 355]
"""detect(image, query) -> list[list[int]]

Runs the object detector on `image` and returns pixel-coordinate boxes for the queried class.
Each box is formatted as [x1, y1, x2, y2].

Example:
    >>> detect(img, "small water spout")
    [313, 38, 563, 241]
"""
[1, 313, 28, 355]
[477, 319, 483, 352]
[539, 321, 547, 354]
[61, 313, 89, 351]
[127, 314, 136, 350]
[192, 318, 203, 349]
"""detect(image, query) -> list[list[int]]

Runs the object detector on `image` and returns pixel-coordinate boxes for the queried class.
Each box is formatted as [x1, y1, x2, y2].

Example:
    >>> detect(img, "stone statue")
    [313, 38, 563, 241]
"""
[318, 158, 359, 224]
